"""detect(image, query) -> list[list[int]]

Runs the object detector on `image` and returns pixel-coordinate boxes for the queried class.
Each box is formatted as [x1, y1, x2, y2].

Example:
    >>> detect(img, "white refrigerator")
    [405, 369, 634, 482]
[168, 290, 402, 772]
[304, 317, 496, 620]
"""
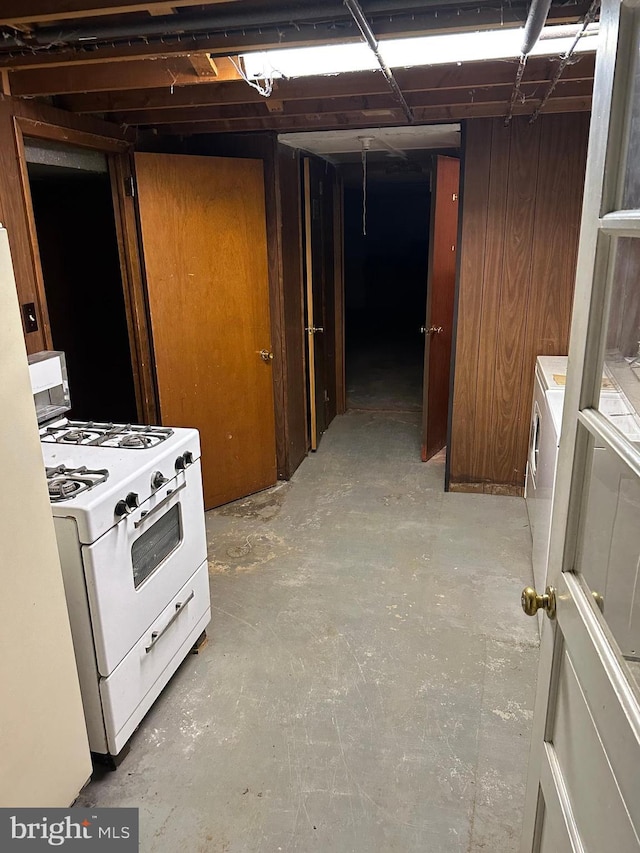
[0, 226, 92, 806]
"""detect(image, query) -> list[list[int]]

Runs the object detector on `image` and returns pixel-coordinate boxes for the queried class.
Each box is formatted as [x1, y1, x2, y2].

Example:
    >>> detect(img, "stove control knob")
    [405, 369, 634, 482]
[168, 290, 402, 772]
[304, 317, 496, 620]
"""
[151, 471, 168, 490]
[115, 499, 129, 517]
[126, 492, 139, 510]
[183, 451, 194, 466]
[175, 454, 186, 471]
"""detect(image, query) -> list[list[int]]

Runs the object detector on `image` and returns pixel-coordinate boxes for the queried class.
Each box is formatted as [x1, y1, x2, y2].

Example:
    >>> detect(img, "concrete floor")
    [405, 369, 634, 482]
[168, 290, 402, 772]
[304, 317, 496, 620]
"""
[78, 411, 539, 853]
[346, 340, 424, 412]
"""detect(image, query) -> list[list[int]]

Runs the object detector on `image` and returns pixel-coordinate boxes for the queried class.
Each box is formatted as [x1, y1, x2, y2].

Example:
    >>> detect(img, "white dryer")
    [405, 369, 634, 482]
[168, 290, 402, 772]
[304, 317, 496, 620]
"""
[525, 356, 567, 597]
[525, 355, 640, 650]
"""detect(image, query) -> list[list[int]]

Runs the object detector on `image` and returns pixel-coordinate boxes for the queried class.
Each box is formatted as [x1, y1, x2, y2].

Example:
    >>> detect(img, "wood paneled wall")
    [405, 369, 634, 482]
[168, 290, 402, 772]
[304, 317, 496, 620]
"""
[449, 113, 590, 495]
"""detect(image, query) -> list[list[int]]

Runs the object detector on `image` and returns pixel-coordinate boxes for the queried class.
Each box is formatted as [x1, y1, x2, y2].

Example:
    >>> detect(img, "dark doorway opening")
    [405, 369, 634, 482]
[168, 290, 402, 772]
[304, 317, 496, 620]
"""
[27, 150, 138, 424]
[344, 176, 430, 412]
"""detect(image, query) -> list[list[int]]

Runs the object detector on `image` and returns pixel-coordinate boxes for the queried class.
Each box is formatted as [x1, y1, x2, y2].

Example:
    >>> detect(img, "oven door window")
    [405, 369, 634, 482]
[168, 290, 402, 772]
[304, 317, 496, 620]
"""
[132, 503, 182, 589]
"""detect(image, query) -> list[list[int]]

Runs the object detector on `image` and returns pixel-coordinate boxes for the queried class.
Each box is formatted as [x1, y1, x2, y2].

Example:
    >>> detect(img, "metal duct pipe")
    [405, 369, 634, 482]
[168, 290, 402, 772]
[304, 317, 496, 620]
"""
[521, 0, 553, 55]
[344, 0, 414, 123]
[529, 0, 599, 123]
[0, 0, 475, 48]
[2, 5, 345, 46]
[505, 0, 553, 125]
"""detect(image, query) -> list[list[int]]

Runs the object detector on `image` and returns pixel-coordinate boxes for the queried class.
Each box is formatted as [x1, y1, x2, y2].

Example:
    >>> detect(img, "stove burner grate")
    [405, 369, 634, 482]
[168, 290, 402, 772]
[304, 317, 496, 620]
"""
[60, 429, 100, 444]
[46, 465, 109, 503]
[119, 433, 152, 448]
[42, 421, 174, 449]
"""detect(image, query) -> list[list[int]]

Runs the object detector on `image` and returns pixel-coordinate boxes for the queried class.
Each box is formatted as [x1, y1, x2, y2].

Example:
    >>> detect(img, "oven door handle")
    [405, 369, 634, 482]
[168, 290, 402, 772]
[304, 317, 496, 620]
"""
[145, 589, 195, 654]
[134, 479, 187, 529]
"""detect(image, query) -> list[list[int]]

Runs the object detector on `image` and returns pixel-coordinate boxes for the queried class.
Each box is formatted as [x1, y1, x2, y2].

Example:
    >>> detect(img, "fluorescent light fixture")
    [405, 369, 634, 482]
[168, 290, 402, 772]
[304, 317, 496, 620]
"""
[241, 23, 598, 81]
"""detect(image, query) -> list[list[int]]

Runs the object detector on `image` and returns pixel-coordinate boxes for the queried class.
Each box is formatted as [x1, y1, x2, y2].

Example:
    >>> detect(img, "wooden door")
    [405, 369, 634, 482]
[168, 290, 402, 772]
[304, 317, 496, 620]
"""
[421, 155, 460, 461]
[134, 152, 276, 509]
[521, 1, 640, 850]
[303, 157, 327, 449]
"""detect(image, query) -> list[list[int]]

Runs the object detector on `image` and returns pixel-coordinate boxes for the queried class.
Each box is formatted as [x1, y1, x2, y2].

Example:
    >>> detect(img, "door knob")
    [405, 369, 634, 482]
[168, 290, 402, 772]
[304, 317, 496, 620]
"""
[305, 326, 324, 334]
[521, 586, 556, 620]
[428, 326, 443, 335]
[260, 349, 274, 363]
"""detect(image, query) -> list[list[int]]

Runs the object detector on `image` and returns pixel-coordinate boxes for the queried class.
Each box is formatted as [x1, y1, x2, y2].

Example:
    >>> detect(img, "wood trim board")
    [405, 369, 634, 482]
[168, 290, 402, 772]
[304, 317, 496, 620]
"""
[302, 157, 318, 451]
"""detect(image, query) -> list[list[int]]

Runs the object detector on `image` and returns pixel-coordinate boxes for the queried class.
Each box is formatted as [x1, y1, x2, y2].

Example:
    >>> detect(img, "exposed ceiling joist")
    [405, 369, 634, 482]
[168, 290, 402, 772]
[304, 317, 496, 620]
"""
[111, 79, 593, 126]
[147, 4, 178, 15]
[51, 53, 595, 113]
[0, 2, 596, 137]
[8, 55, 241, 96]
[0, 0, 240, 26]
[185, 52, 219, 77]
[151, 95, 592, 134]
[0, 3, 591, 70]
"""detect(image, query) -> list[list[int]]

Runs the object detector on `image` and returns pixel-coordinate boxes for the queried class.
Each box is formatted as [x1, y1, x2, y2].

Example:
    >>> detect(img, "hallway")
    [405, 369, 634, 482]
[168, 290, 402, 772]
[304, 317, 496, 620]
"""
[346, 340, 424, 412]
[78, 411, 539, 852]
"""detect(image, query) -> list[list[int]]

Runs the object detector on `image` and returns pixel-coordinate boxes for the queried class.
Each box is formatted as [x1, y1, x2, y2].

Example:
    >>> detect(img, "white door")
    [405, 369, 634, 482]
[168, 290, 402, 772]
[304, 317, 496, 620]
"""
[521, 1, 640, 850]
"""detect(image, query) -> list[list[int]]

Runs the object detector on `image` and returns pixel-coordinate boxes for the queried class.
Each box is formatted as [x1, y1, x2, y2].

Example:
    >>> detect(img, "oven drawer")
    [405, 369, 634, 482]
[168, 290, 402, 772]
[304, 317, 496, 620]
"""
[99, 560, 211, 756]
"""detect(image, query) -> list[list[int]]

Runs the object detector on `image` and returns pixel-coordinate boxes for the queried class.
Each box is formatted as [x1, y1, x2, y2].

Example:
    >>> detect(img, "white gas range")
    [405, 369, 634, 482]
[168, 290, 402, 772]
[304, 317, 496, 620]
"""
[31, 355, 211, 764]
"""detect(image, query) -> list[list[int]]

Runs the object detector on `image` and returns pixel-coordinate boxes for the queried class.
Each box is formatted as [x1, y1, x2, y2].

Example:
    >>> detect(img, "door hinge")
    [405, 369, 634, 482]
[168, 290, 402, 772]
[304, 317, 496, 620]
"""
[124, 175, 135, 198]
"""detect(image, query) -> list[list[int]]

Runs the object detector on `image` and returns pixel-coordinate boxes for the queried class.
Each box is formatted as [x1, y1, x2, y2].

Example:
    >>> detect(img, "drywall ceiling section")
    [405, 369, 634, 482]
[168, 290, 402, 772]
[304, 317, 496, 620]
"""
[278, 124, 461, 162]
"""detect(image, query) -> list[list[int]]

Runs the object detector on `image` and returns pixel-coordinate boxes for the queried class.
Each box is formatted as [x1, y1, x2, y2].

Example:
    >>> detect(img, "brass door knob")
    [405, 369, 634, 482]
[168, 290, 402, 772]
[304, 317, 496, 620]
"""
[428, 326, 444, 335]
[259, 349, 274, 363]
[521, 586, 556, 620]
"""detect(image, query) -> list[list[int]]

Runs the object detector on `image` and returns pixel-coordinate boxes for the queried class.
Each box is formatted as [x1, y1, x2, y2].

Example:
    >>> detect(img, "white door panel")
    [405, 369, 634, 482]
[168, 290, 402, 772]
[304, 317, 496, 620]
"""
[521, 1, 640, 851]
[538, 748, 582, 853]
[551, 643, 638, 850]
[577, 443, 640, 661]
[538, 803, 575, 853]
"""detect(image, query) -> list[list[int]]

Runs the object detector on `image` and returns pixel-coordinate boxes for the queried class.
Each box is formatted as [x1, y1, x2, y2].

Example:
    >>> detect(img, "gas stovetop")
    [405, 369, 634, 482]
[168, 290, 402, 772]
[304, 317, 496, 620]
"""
[39, 420, 201, 543]
[46, 464, 109, 503]
[41, 420, 174, 449]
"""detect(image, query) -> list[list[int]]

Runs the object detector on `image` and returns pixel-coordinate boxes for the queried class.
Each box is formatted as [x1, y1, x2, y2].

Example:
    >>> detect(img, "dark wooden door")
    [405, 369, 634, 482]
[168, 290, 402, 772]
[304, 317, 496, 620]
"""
[302, 157, 327, 449]
[422, 155, 460, 461]
[134, 152, 277, 509]
[302, 157, 340, 449]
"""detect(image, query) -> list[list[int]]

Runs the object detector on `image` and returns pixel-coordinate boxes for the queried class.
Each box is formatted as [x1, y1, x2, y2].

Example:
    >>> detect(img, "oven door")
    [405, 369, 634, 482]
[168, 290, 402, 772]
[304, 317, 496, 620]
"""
[82, 460, 207, 676]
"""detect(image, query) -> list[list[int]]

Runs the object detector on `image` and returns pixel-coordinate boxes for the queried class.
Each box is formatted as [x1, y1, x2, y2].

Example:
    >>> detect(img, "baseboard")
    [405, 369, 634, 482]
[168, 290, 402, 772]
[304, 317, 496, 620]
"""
[449, 482, 524, 497]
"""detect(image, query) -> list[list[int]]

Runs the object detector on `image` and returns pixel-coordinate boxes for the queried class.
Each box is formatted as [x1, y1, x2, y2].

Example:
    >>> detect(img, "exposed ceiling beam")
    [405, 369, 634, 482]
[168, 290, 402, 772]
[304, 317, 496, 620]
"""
[1, 28, 356, 71]
[111, 79, 593, 126]
[264, 99, 284, 114]
[0, 0, 240, 26]
[147, 4, 178, 15]
[187, 53, 219, 77]
[152, 95, 592, 133]
[0, 4, 588, 70]
[9, 55, 241, 96]
[54, 53, 595, 113]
